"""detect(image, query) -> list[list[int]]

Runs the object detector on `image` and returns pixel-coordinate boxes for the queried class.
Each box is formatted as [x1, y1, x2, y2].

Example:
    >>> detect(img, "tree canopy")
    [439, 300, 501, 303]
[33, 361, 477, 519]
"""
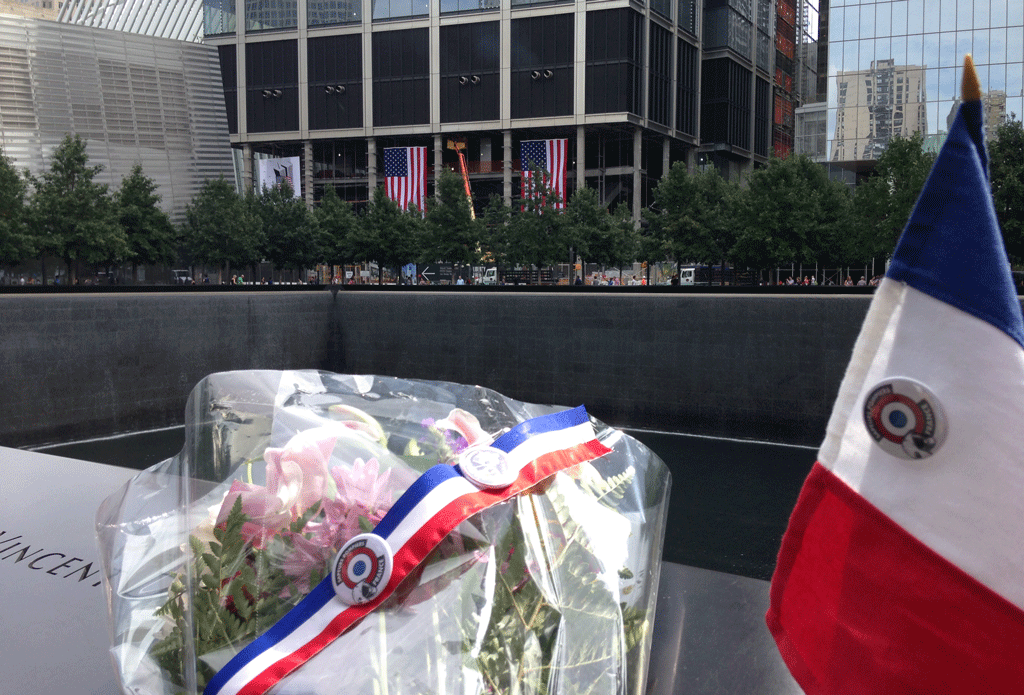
[182, 177, 263, 280]
[989, 116, 1024, 265]
[424, 168, 480, 267]
[852, 132, 935, 262]
[116, 163, 176, 282]
[257, 180, 321, 274]
[28, 134, 125, 283]
[0, 146, 31, 267]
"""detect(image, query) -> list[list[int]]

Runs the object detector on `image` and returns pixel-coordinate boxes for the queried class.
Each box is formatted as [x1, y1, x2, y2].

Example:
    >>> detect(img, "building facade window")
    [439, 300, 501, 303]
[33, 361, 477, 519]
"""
[440, 23, 500, 122]
[308, 0, 361, 26]
[372, 0, 428, 21]
[308, 35, 363, 130]
[245, 0, 297, 32]
[372, 29, 430, 126]
[204, 0, 236, 35]
[245, 40, 300, 132]
[827, 0, 1023, 164]
[676, 38, 699, 135]
[511, 14, 574, 118]
[585, 8, 642, 116]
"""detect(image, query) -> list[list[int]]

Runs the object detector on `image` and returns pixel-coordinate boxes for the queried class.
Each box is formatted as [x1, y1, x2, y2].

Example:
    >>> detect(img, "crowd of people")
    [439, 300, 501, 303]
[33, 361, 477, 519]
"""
[768, 274, 884, 287]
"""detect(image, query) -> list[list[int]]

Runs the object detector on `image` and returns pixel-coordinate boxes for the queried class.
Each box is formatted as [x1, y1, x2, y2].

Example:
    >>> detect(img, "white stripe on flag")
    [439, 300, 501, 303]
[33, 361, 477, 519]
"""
[820, 277, 1024, 610]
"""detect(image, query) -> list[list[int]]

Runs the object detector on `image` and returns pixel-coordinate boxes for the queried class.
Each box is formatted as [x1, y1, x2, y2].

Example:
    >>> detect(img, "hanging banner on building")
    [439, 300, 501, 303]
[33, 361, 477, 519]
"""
[257, 157, 301, 198]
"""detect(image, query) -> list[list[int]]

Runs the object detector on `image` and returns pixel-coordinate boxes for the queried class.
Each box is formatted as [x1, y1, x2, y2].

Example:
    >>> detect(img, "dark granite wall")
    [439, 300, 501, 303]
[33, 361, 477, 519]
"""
[0, 290, 873, 448]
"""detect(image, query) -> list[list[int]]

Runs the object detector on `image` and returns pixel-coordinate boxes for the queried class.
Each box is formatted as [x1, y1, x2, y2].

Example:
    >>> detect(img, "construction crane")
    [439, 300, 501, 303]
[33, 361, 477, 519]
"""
[446, 137, 475, 220]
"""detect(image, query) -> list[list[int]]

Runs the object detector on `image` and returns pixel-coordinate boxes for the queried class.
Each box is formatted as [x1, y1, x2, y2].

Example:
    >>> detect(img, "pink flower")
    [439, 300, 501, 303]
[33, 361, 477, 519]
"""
[216, 479, 292, 546]
[280, 532, 336, 593]
[434, 408, 492, 448]
[319, 458, 395, 544]
[263, 428, 338, 516]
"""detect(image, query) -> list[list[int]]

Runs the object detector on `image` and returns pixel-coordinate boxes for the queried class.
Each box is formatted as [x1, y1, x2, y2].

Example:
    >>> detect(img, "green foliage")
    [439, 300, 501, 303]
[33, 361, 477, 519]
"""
[315, 185, 361, 266]
[355, 186, 423, 283]
[732, 154, 855, 272]
[646, 164, 738, 268]
[116, 164, 176, 280]
[257, 180, 321, 272]
[182, 177, 264, 277]
[0, 146, 32, 265]
[506, 171, 569, 280]
[464, 473, 648, 695]
[425, 168, 481, 266]
[27, 134, 125, 280]
[153, 498, 322, 691]
[989, 116, 1024, 265]
[853, 132, 935, 261]
[480, 194, 514, 269]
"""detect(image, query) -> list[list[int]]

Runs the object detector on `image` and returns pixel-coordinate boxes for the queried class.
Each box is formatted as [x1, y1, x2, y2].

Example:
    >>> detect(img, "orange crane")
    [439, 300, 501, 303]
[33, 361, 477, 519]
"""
[446, 137, 475, 220]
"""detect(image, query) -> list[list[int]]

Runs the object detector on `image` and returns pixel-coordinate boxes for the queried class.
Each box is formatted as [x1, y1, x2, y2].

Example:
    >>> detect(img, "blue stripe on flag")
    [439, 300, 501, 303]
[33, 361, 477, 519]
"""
[886, 99, 1024, 349]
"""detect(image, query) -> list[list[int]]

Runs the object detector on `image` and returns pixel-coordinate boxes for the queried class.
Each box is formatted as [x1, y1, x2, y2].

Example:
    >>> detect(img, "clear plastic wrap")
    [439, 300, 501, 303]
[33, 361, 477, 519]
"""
[97, 370, 671, 695]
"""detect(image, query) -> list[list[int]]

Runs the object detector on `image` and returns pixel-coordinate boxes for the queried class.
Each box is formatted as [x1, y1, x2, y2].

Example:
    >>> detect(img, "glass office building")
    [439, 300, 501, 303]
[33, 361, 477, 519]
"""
[205, 0, 778, 215]
[815, 0, 1024, 172]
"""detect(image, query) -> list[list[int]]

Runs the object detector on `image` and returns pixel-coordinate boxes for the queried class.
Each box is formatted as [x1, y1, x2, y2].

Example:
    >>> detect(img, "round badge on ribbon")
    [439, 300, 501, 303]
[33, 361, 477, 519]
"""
[863, 377, 948, 460]
[331, 533, 393, 606]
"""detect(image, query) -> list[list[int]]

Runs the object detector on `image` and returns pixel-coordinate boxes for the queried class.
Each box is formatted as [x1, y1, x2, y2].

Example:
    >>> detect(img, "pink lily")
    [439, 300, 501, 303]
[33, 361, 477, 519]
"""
[434, 408, 492, 448]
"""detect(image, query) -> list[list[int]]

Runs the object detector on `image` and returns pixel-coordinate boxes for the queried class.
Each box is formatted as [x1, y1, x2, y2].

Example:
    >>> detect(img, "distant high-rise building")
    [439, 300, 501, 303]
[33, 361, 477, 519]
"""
[832, 59, 928, 161]
[823, 0, 1023, 173]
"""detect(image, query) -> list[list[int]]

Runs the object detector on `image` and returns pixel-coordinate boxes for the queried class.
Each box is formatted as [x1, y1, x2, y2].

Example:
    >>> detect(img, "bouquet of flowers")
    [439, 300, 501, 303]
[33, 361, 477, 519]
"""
[97, 370, 671, 695]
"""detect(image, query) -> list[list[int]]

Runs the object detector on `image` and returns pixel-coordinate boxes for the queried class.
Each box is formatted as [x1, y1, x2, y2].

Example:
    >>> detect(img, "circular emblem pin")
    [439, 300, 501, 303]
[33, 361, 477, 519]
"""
[331, 533, 392, 606]
[458, 446, 517, 490]
[863, 378, 947, 460]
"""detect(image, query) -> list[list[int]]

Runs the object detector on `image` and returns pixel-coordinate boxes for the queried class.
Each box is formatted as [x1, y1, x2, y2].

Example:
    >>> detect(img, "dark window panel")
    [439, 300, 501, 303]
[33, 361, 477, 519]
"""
[510, 14, 573, 118]
[372, 29, 430, 126]
[440, 22, 500, 123]
[649, 23, 672, 125]
[585, 8, 643, 115]
[245, 40, 299, 133]
[308, 34, 363, 130]
[218, 45, 238, 135]
[676, 39, 699, 135]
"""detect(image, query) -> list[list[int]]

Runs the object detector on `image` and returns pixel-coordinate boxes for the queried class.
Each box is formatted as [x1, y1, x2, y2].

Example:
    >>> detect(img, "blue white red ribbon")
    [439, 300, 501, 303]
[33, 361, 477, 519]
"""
[204, 406, 609, 695]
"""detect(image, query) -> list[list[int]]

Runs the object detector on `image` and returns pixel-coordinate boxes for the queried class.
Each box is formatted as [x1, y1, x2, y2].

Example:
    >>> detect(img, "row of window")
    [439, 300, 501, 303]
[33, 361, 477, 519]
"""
[220, 11, 708, 134]
[206, 0, 701, 33]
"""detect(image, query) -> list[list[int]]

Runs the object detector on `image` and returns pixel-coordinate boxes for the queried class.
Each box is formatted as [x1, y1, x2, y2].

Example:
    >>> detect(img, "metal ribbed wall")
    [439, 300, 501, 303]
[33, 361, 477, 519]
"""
[56, 0, 202, 42]
[0, 15, 234, 223]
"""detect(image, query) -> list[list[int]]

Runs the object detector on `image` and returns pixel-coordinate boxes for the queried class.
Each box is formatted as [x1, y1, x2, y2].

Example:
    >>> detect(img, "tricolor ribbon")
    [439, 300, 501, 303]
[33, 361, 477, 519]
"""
[205, 406, 610, 695]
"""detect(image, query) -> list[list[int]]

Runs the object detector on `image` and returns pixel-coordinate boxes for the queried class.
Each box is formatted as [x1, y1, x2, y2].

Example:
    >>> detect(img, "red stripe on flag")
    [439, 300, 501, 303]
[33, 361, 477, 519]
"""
[767, 462, 1024, 695]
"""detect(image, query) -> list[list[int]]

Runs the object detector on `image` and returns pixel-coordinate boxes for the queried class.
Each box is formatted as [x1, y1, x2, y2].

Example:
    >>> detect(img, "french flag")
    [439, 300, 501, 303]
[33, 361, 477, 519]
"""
[767, 56, 1024, 694]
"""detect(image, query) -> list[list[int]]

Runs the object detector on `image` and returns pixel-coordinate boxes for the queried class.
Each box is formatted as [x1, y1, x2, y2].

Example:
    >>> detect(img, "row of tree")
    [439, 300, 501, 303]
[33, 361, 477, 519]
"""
[2, 122, 1022, 286]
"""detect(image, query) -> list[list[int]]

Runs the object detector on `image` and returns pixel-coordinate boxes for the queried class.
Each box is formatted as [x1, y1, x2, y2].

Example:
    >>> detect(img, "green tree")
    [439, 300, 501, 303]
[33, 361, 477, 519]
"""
[28, 134, 124, 284]
[0, 146, 32, 269]
[853, 133, 935, 262]
[424, 168, 481, 269]
[257, 180, 320, 280]
[989, 116, 1024, 265]
[507, 171, 567, 283]
[564, 186, 610, 280]
[732, 154, 854, 281]
[646, 164, 738, 280]
[315, 185, 361, 271]
[116, 163, 176, 283]
[355, 186, 422, 284]
[480, 194, 514, 273]
[182, 177, 263, 283]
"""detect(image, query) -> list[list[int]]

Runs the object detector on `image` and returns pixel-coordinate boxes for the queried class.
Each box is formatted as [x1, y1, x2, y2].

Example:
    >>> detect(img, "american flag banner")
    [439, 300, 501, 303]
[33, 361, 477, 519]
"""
[520, 139, 567, 209]
[383, 146, 427, 212]
[766, 56, 1024, 694]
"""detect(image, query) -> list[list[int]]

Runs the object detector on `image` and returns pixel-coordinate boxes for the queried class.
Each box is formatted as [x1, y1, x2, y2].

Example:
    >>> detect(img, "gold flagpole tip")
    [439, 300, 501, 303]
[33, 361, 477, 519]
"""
[962, 54, 982, 102]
